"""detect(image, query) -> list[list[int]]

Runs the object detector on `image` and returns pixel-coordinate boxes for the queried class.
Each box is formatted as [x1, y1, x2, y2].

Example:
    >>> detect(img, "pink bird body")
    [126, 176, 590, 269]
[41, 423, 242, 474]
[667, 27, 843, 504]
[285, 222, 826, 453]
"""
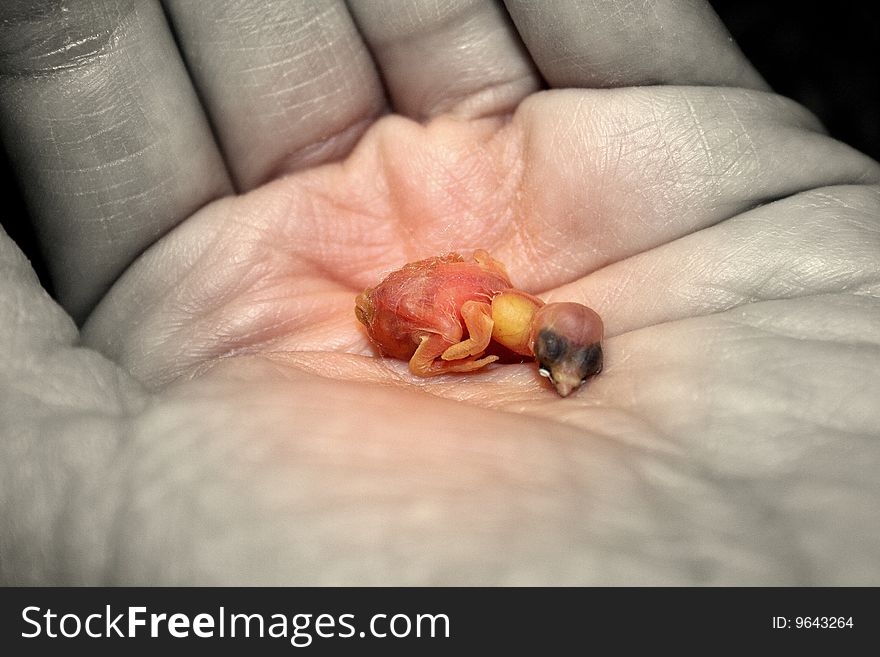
[355, 249, 604, 396]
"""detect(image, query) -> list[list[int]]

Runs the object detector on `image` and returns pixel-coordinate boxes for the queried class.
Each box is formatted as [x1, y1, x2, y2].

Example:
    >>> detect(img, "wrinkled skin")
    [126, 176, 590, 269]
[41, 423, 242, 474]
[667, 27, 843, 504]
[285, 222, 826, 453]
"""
[1, 1, 880, 585]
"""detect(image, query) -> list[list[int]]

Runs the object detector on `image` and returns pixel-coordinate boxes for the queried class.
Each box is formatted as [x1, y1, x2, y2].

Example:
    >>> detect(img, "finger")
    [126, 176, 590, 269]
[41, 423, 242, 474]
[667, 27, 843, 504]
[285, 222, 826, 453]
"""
[553, 184, 880, 337]
[504, 0, 768, 90]
[499, 88, 880, 293]
[347, 0, 541, 120]
[0, 1, 233, 322]
[594, 298, 880, 470]
[0, 224, 144, 582]
[162, 0, 386, 189]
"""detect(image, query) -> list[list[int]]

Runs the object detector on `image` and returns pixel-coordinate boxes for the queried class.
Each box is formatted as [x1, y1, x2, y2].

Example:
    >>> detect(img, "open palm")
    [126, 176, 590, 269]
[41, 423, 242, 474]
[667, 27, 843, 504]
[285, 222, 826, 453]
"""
[2, 1, 879, 584]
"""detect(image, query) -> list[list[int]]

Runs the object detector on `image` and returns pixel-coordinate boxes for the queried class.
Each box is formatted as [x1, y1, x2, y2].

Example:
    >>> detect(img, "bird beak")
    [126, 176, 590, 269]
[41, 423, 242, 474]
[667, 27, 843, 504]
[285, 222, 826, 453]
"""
[541, 343, 603, 397]
[548, 368, 582, 397]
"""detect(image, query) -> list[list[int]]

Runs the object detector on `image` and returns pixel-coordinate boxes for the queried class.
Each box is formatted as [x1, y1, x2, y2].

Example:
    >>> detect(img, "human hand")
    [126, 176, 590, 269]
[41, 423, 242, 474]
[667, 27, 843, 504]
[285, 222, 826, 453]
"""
[2, 0, 878, 584]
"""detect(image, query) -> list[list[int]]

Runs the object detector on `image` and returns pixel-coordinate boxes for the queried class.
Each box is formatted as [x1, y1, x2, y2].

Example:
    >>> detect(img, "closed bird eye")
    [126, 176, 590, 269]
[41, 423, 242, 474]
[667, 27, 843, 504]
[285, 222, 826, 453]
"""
[535, 329, 566, 363]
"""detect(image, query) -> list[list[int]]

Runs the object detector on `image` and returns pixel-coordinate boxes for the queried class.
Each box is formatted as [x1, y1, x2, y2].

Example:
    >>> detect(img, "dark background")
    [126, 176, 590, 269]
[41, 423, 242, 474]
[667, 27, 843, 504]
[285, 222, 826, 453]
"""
[710, 0, 879, 162]
[2, 2, 878, 299]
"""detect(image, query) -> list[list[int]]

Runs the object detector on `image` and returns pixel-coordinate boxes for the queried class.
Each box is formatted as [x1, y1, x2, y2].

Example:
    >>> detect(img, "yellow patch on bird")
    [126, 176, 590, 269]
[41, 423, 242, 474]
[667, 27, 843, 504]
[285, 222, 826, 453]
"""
[490, 291, 542, 355]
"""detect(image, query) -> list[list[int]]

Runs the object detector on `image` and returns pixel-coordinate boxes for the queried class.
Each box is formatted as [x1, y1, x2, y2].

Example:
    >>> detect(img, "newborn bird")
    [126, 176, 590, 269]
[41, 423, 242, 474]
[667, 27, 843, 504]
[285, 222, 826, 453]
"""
[355, 249, 604, 396]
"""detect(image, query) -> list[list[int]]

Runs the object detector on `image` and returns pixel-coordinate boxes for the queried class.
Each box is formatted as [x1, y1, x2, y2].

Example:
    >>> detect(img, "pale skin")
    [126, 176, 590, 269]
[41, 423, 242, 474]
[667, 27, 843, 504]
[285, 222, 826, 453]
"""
[1, 1, 879, 584]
